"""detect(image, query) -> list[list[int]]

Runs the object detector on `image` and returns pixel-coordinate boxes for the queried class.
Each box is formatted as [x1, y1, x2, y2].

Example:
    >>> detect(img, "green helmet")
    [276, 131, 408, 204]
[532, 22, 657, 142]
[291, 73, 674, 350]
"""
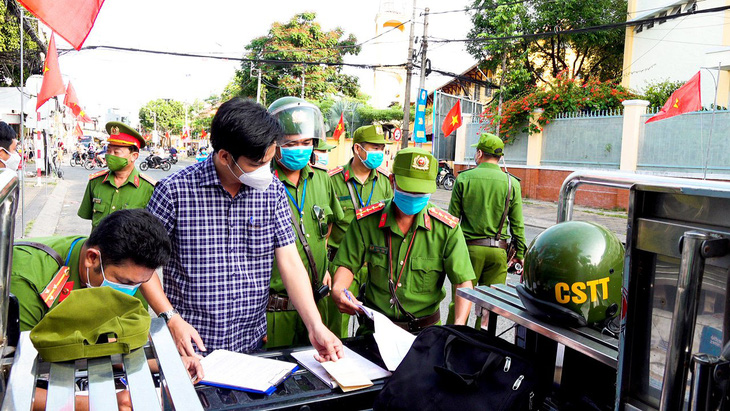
[516, 221, 624, 327]
[267, 97, 326, 141]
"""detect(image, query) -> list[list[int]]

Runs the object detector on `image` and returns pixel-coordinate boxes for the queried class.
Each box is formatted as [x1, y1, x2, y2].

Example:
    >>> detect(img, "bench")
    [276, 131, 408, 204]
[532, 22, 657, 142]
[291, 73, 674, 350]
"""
[2, 318, 202, 410]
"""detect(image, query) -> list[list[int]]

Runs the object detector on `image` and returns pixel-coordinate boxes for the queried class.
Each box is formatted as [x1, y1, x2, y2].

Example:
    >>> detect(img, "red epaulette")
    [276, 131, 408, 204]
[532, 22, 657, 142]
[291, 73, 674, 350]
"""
[39, 267, 70, 308]
[428, 207, 459, 229]
[355, 201, 385, 220]
[376, 167, 391, 177]
[88, 170, 108, 180]
[328, 166, 344, 177]
[139, 173, 157, 186]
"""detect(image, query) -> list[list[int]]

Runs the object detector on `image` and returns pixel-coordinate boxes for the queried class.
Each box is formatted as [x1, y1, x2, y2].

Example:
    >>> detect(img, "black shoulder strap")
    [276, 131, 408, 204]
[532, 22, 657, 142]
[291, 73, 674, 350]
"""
[346, 180, 360, 209]
[495, 172, 512, 241]
[14, 241, 64, 267]
[288, 208, 320, 290]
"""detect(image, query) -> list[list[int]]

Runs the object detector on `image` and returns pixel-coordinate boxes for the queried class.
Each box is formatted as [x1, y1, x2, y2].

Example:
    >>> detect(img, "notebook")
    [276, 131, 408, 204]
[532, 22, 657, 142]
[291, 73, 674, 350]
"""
[200, 349, 299, 395]
[291, 346, 391, 390]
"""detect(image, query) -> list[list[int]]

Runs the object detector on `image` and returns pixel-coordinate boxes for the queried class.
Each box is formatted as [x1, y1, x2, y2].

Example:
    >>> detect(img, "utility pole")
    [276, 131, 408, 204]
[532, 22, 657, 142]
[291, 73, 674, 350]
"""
[301, 74, 306, 99]
[19, 9, 25, 236]
[401, 0, 417, 149]
[416, 7, 429, 149]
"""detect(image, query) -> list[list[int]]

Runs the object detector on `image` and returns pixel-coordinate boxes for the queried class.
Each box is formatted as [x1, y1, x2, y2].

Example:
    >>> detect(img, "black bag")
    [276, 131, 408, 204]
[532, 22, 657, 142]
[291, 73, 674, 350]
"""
[374, 325, 547, 411]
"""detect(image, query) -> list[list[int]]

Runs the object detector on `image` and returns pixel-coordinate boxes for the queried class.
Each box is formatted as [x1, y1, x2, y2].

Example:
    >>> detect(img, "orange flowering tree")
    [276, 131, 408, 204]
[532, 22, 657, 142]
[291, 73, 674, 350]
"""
[481, 71, 636, 143]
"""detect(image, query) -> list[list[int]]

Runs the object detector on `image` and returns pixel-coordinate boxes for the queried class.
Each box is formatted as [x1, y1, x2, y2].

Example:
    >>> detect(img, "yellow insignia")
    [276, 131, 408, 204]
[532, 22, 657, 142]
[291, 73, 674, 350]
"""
[88, 169, 108, 180]
[356, 202, 385, 220]
[39, 266, 70, 308]
[328, 166, 344, 177]
[428, 207, 459, 228]
[110, 126, 120, 136]
[412, 155, 430, 171]
[139, 173, 157, 186]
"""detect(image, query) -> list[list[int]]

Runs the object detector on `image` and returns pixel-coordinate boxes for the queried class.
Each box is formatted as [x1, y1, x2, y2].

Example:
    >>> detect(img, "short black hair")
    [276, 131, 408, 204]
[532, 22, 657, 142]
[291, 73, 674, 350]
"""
[87, 209, 171, 269]
[479, 149, 502, 161]
[211, 98, 283, 162]
[0, 122, 16, 151]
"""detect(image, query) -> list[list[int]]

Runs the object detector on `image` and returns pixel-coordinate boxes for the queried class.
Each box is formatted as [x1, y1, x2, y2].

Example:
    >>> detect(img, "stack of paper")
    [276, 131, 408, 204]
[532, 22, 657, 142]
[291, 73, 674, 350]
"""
[291, 346, 391, 390]
[200, 350, 298, 395]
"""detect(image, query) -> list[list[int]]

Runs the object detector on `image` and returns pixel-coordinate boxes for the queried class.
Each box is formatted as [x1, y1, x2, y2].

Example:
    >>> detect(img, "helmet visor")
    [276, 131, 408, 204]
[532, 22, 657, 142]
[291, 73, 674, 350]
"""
[271, 105, 326, 140]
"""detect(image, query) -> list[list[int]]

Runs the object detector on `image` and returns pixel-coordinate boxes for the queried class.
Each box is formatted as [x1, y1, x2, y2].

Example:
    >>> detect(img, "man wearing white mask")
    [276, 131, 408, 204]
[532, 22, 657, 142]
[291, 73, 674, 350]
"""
[0, 122, 21, 172]
[145, 98, 344, 361]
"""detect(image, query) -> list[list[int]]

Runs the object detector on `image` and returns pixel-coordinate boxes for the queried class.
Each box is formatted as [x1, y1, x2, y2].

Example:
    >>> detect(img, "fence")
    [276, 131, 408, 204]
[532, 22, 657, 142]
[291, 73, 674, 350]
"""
[540, 113, 624, 169]
[432, 91, 483, 161]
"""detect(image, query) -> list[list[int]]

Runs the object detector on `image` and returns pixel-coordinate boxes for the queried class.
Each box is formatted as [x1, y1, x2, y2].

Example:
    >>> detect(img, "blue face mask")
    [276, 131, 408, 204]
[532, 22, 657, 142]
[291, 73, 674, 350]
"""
[315, 152, 329, 166]
[86, 252, 141, 296]
[279, 146, 314, 171]
[357, 145, 384, 170]
[393, 188, 431, 215]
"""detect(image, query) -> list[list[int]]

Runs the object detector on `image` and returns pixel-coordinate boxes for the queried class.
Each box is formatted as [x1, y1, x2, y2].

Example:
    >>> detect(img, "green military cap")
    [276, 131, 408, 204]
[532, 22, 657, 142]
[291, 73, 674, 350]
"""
[106, 121, 146, 149]
[392, 147, 437, 194]
[471, 132, 504, 156]
[30, 287, 151, 362]
[315, 138, 336, 151]
[353, 125, 388, 145]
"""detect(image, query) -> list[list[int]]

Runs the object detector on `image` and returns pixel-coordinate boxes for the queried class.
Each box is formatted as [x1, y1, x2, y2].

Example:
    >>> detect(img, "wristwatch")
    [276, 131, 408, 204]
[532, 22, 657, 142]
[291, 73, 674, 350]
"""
[158, 309, 179, 323]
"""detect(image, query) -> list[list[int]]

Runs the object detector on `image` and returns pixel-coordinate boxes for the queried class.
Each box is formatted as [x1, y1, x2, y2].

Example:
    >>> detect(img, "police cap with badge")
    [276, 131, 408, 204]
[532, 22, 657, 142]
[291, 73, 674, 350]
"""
[106, 121, 146, 150]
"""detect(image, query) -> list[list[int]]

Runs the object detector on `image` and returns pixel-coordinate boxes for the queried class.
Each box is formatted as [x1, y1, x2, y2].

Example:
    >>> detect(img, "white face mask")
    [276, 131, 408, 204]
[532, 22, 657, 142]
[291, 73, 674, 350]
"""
[228, 160, 273, 191]
[1, 149, 20, 171]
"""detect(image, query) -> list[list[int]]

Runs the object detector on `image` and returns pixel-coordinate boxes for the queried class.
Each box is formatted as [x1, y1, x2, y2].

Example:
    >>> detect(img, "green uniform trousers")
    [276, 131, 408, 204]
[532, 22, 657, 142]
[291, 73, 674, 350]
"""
[447, 244, 507, 328]
[265, 297, 341, 349]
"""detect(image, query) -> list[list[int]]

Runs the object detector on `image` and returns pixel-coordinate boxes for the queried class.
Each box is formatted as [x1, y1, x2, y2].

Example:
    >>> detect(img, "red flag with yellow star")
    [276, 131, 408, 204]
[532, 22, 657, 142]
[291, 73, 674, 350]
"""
[646, 72, 701, 123]
[36, 35, 65, 110]
[18, 0, 105, 50]
[63, 81, 91, 122]
[332, 113, 346, 139]
[441, 100, 462, 137]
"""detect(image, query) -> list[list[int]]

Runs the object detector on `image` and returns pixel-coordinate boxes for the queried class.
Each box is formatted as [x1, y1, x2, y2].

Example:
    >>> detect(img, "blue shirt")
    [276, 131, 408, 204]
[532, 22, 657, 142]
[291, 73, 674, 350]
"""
[147, 156, 295, 353]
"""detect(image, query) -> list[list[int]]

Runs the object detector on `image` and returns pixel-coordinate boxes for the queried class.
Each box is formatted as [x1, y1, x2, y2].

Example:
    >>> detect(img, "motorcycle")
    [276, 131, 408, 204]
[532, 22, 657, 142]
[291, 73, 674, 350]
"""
[69, 152, 87, 167]
[168, 152, 178, 164]
[139, 155, 171, 172]
[83, 155, 106, 170]
[436, 161, 456, 191]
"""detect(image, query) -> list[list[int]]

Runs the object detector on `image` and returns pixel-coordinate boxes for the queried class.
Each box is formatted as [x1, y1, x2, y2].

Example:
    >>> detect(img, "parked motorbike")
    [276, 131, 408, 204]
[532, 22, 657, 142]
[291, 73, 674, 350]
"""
[69, 152, 87, 167]
[436, 161, 456, 191]
[83, 156, 106, 170]
[139, 155, 171, 172]
[168, 152, 178, 164]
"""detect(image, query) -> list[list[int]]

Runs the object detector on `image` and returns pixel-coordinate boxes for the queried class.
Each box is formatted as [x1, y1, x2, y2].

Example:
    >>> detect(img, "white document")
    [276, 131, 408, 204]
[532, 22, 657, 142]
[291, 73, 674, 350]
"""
[371, 310, 417, 371]
[291, 346, 391, 389]
[320, 358, 373, 391]
[200, 350, 298, 394]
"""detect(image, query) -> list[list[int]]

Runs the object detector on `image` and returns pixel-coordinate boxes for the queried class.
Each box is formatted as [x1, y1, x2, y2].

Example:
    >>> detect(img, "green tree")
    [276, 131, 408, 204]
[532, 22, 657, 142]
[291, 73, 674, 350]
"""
[0, 0, 46, 86]
[468, 0, 626, 101]
[233, 12, 362, 105]
[139, 99, 186, 134]
[641, 79, 684, 108]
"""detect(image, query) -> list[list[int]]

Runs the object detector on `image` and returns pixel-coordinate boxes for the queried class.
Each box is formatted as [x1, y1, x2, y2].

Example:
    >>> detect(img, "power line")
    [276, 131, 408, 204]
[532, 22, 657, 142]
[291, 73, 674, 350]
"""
[428, 3, 730, 43]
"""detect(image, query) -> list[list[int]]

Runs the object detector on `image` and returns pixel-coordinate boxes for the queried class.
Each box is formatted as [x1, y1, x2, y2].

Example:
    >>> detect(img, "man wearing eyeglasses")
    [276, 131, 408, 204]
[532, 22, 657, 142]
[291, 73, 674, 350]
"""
[266, 97, 344, 348]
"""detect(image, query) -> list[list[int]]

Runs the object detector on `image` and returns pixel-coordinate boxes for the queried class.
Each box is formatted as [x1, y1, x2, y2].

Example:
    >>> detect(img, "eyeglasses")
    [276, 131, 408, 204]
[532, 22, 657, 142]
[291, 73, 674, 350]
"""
[311, 205, 328, 238]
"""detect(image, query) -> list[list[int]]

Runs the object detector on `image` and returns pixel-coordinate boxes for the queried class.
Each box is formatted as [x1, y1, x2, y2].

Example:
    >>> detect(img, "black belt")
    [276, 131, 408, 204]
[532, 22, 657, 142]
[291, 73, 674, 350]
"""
[391, 309, 441, 332]
[266, 292, 295, 312]
[466, 238, 508, 249]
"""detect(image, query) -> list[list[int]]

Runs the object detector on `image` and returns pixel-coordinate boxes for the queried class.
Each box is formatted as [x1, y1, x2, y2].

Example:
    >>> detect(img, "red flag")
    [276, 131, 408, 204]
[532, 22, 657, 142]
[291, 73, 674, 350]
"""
[201, 129, 208, 138]
[73, 123, 83, 137]
[646, 72, 702, 123]
[76, 110, 92, 123]
[18, 0, 106, 50]
[441, 100, 462, 137]
[36, 35, 65, 110]
[332, 113, 345, 139]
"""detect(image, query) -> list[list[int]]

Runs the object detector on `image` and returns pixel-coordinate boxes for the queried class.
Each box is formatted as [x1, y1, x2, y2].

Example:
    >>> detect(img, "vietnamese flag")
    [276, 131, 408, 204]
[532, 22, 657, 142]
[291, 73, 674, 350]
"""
[441, 100, 462, 137]
[646, 72, 701, 123]
[18, 0, 105, 50]
[63, 82, 93, 122]
[36, 35, 65, 110]
[73, 123, 83, 138]
[332, 113, 345, 139]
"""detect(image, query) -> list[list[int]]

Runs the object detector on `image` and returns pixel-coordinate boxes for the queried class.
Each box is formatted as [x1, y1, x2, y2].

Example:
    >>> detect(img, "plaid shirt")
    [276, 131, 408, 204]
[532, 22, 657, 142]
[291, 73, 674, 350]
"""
[147, 156, 295, 353]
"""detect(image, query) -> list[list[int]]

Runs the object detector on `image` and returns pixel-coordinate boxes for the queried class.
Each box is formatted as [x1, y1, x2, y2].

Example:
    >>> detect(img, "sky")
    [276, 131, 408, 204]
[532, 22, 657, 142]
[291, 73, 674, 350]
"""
[49, 0, 477, 119]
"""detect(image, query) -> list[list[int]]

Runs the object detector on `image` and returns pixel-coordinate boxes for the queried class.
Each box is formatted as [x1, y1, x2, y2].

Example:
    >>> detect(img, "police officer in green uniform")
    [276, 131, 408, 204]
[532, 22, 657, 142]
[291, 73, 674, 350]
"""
[10, 209, 171, 331]
[266, 97, 345, 348]
[328, 125, 393, 336]
[446, 132, 526, 327]
[311, 137, 336, 169]
[331, 148, 475, 332]
[78, 122, 156, 230]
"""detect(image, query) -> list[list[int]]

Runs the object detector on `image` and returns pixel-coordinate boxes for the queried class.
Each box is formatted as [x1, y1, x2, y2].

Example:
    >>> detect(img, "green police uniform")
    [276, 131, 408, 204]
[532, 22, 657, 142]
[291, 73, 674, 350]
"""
[266, 162, 345, 348]
[333, 148, 475, 333]
[10, 236, 147, 331]
[77, 167, 156, 229]
[446, 133, 526, 326]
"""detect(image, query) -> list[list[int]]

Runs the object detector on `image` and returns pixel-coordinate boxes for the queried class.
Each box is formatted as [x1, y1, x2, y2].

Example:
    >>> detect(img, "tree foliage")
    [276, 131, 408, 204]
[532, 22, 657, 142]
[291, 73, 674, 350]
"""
[233, 12, 362, 105]
[640, 79, 684, 108]
[139, 99, 186, 134]
[468, 0, 627, 101]
[0, 0, 46, 86]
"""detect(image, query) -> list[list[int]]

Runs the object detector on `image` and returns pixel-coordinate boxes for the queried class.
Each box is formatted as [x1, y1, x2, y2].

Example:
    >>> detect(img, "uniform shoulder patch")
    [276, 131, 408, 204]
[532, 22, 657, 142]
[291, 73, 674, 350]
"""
[139, 173, 157, 186]
[88, 170, 108, 180]
[376, 167, 391, 177]
[355, 201, 385, 220]
[311, 163, 328, 172]
[328, 166, 344, 177]
[428, 207, 459, 229]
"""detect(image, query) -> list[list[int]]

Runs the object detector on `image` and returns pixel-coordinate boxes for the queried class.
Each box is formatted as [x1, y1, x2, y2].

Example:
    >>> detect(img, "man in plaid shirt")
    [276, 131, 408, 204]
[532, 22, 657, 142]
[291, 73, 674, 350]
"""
[142, 98, 343, 360]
